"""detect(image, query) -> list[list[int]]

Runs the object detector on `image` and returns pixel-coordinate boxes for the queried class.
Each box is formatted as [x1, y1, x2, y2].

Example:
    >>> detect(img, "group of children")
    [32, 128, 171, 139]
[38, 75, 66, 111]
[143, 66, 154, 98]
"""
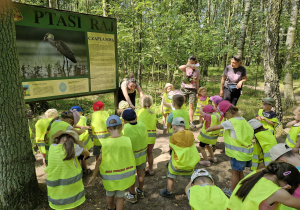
[30, 82, 300, 210]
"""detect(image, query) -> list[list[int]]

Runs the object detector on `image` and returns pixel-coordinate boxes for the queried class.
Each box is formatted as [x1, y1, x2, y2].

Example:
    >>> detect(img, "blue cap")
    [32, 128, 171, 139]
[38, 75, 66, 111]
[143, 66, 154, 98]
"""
[106, 115, 122, 127]
[122, 108, 136, 121]
[70, 106, 83, 112]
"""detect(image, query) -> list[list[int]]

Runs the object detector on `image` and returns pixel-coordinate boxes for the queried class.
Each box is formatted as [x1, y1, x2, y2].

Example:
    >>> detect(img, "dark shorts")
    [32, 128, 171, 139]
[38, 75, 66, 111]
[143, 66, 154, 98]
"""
[181, 88, 197, 104]
[230, 158, 252, 171]
[93, 145, 102, 156]
[223, 87, 241, 106]
[199, 142, 209, 148]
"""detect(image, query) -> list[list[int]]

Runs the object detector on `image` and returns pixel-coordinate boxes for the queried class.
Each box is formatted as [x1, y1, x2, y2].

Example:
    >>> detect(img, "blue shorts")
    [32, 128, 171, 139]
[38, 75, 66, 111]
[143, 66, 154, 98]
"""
[230, 158, 251, 171]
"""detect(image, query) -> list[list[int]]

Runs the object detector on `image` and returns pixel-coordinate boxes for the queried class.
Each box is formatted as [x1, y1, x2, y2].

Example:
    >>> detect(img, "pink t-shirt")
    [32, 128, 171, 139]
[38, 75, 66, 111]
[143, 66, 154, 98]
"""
[181, 67, 200, 89]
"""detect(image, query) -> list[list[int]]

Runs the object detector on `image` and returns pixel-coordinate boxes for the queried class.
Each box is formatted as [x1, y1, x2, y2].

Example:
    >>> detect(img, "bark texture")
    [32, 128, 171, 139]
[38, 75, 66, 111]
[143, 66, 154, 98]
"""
[263, 0, 283, 121]
[0, 1, 39, 209]
[283, 0, 298, 107]
[237, 0, 252, 59]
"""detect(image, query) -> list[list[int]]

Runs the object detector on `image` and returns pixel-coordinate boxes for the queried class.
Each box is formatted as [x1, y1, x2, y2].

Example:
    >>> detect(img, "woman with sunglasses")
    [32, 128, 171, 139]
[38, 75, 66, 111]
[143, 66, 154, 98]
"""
[179, 56, 201, 128]
[219, 55, 247, 106]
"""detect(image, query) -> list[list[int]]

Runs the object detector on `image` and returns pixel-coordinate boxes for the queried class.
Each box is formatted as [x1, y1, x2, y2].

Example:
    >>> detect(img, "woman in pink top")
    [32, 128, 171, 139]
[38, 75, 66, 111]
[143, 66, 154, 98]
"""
[179, 56, 201, 128]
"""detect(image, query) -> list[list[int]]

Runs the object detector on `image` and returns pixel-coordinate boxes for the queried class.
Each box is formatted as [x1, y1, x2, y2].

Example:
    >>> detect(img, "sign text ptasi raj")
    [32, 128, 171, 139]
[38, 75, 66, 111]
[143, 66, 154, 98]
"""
[34, 10, 113, 32]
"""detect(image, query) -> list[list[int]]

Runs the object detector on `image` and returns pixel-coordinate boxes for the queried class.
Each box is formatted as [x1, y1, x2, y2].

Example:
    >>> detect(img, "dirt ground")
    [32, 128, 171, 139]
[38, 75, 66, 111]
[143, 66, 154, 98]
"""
[35, 123, 261, 210]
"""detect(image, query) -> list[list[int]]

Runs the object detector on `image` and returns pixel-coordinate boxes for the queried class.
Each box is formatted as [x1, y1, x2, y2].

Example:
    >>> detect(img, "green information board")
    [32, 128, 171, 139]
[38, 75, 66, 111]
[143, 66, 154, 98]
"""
[13, 3, 118, 103]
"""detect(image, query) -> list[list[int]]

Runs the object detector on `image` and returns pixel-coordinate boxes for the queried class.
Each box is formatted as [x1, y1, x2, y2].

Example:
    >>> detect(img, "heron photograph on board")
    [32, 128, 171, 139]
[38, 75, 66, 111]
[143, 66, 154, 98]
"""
[16, 25, 88, 79]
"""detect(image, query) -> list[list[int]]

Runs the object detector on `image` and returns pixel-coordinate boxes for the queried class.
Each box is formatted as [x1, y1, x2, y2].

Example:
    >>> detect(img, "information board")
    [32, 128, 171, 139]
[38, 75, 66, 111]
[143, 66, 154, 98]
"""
[13, 3, 118, 102]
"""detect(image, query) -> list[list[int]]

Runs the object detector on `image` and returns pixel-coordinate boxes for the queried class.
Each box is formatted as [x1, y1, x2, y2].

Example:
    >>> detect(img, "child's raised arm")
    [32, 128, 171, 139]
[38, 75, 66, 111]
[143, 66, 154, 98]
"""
[206, 125, 223, 132]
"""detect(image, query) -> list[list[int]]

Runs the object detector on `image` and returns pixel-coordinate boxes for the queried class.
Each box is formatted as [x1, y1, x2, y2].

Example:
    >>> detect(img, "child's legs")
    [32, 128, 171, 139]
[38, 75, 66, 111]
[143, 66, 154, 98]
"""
[230, 158, 249, 191]
[147, 144, 154, 170]
[206, 145, 215, 158]
[167, 177, 175, 192]
[231, 169, 241, 192]
[106, 195, 115, 209]
[189, 102, 194, 123]
[81, 158, 87, 169]
[137, 168, 145, 190]
[116, 197, 124, 210]
[199, 142, 209, 161]
[163, 113, 168, 125]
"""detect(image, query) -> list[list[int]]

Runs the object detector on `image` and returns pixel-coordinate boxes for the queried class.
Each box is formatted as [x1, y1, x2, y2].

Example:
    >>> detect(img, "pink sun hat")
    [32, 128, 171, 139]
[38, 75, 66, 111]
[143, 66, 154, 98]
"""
[203, 105, 216, 114]
[209, 95, 223, 105]
[218, 100, 232, 121]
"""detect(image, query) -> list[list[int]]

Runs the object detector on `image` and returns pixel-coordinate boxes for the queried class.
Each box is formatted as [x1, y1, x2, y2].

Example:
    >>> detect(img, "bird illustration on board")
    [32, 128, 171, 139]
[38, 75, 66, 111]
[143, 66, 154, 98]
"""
[43, 33, 77, 76]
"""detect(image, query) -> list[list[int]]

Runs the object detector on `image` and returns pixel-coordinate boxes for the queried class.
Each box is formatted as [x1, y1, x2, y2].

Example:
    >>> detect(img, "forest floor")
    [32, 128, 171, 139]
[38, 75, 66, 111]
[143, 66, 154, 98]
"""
[34, 122, 287, 210]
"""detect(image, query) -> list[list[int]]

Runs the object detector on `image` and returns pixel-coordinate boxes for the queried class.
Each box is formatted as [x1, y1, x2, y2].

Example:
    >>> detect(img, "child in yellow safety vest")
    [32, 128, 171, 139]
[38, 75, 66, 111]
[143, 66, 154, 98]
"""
[122, 108, 148, 203]
[206, 100, 254, 193]
[285, 106, 300, 154]
[227, 162, 300, 210]
[197, 105, 221, 167]
[45, 130, 90, 210]
[194, 87, 209, 127]
[185, 169, 228, 210]
[35, 109, 58, 166]
[210, 95, 224, 137]
[138, 95, 157, 176]
[167, 94, 189, 141]
[70, 106, 92, 175]
[161, 83, 174, 129]
[256, 97, 279, 135]
[248, 119, 277, 171]
[88, 115, 136, 210]
[91, 101, 110, 159]
[160, 117, 200, 198]
[45, 110, 88, 165]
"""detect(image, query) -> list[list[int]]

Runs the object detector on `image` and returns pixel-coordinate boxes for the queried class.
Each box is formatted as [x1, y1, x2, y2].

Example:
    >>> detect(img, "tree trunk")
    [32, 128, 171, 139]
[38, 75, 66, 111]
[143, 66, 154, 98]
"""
[206, 0, 211, 24]
[237, 0, 252, 59]
[263, 0, 283, 121]
[0, 1, 40, 209]
[283, 0, 298, 107]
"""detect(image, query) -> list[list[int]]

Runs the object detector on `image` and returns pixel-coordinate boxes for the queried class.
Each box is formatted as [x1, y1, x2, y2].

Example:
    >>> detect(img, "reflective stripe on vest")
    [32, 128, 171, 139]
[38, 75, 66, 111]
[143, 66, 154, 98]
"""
[169, 133, 173, 136]
[48, 189, 84, 206]
[47, 172, 83, 187]
[134, 147, 147, 158]
[225, 143, 253, 154]
[169, 157, 193, 173]
[252, 162, 258, 168]
[37, 143, 46, 147]
[94, 133, 110, 139]
[287, 134, 295, 146]
[102, 169, 135, 181]
[253, 155, 259, 160]
[84, 136, 91, 146]
[200, 132, 218, 140]
[148, 133, 156, 137]
[264, 153, 271, 158]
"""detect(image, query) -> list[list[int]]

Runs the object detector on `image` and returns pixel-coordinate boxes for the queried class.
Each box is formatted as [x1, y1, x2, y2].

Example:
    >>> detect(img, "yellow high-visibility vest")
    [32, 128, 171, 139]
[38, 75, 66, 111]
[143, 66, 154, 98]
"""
[227, 177, 281, 210]
[195, 97, 209, 116]
[251, 129, 277, 171]
[197, 113, 220, 145]
[138, 108, 157, 144]
[285, 125, 300, 154]
[122, 121, 148, 167]
[100, 136, 136, 191]
[45, 144, 85, 209]
[168, 142, 200, 176]
[163, 92, 172, 114]
[35, 118, 53, 154]
[76, 116, 93, 150]
[91, 111, 110, 146]
[223, 118, 254, 161]
[257, 109, 278, 135]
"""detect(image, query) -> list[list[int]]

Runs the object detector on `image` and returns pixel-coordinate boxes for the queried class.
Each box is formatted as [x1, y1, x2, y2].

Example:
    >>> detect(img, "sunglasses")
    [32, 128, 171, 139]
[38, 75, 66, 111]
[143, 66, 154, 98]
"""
[231, 56, 241, 62]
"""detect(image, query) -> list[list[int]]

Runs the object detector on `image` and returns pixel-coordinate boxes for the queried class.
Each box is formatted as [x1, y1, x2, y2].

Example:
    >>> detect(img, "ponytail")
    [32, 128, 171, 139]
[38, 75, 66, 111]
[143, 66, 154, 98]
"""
[62, 135, 76, 161]
[44, 116, 59, 144]
[235, 162, 300, 201]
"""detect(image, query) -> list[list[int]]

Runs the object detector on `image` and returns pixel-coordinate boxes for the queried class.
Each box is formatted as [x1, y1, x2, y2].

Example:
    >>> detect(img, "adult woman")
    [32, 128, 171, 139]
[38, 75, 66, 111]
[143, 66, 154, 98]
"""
[117, 76, 143, 109]
[179, 56, 201, 128]
[219, 55, 247, 106]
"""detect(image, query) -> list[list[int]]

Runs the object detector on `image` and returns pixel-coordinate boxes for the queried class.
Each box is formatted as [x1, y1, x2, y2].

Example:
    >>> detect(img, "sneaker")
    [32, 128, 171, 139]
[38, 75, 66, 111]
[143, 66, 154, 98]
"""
[189, 122, 196, 128]
[124, 192, 138, 203]
[199, 160, 211, 166]
[222, 187, 232, 198]
[209, 157, 217, 163]
[136, 187, 144, 199]
[163, 125, 167, 130]
[159, 188, 174, 198]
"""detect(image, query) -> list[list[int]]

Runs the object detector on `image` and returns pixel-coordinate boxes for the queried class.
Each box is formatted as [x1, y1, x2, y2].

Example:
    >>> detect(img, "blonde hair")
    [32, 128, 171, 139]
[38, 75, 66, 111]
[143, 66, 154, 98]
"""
[164, 83, 173, 93]
[197, 87, 207, 94]
[45, 109, 58, 118]
[117, 101, 130, 117]
[140, 95, 154, 114]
